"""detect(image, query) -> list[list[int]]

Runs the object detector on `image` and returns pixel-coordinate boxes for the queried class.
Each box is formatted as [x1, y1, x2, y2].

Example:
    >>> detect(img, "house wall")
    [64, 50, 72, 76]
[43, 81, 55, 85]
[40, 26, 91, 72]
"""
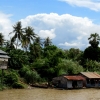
[58, 77, 67, 88]
[77, 81, 83, 88]
[67, 80, 72, 88]
[52, 75, 85, 89]
[86, 79, 100, 88]
[80, 73, 100, 88]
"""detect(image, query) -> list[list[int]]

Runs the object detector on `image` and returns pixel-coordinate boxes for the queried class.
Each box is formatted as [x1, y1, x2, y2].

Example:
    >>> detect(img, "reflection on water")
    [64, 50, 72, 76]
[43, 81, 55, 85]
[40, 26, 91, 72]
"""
[0, 88, 100, 100]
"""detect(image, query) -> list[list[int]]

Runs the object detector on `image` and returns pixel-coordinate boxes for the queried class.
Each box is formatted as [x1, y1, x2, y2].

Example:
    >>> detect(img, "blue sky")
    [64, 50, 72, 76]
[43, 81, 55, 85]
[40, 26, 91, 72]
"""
[1, 0, 100, 50]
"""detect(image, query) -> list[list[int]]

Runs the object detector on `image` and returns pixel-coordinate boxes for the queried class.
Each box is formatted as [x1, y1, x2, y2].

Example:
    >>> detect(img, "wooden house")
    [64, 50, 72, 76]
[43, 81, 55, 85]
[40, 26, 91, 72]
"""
[64, 76, 85, 88]
[0, 50, 10, 69]
[52, 75, 85, 89]
[80, 72, 100, 88]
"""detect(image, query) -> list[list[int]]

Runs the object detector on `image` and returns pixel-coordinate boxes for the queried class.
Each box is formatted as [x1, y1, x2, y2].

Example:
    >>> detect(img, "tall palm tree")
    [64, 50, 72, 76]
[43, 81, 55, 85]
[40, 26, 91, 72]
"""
[22, 26, 37, 50]
[88, 33, 100, 48]
[21, 34, 29, 51]
[9, 21, 23, 49]
[0, 33, 4, 47]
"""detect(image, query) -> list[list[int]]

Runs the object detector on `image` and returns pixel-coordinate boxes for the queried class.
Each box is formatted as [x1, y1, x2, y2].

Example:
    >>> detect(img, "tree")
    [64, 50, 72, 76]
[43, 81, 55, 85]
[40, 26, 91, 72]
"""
[22, 26, 37, 51]
[3, 40, 15, 53]
[9, 21, 23, 49]
[29, 43, 42, 61]
[83, 33, 100, 61]
[66, 48, 83, 61]
[32, 45, 65, 84]
[88, 33, 100, 48]
[24, 26, 36, 44]
[57, 59, 83, 75]
[21, 34, 29, 51]
[43, 37, 52, 47]
[84, 59, 100, 72]
[0, 33, 4, 47]
[84, 46, 100, 61]
[8, 49, 29, 69]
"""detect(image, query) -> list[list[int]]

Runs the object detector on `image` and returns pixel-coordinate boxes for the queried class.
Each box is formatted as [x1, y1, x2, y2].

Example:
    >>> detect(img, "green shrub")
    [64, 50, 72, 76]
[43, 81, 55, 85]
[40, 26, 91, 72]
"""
[19, 65, 30, 77]
[12, 82, 25, 89]
[57, 59, 83, 75]
[25, 70, 40, 84]
[84, 60, 100, 72]
[4, 72, 19, 86]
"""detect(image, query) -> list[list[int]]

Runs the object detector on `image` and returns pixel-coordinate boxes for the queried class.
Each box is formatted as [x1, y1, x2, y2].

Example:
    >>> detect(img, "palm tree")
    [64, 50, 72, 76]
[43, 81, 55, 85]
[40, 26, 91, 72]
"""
[88, 33, 100, 48]
[44, 37, 52, 47]
[0, 33, 4, 47]
[34, 37, 43, 46]
[9, 21, 23, 49]
[22, 26, 37, 50]
[21, 34, 29, 51]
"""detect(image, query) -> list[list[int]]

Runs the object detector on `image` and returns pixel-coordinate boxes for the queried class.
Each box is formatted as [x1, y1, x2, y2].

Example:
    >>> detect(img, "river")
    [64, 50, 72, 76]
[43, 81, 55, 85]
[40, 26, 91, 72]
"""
[0, 88, 100, 100]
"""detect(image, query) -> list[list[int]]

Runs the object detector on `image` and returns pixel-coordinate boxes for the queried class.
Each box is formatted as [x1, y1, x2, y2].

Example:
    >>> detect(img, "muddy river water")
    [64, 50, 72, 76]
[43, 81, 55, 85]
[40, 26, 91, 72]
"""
[0, 88, 100, 100]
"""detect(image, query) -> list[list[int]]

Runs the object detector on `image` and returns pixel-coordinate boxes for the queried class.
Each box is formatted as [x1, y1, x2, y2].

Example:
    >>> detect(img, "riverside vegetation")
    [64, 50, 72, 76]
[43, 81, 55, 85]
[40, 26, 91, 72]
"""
[0, 21, 100, 90]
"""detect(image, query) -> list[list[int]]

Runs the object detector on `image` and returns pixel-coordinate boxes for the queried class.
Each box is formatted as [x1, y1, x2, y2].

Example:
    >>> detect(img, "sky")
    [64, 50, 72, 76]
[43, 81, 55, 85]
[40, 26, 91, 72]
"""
[1, 0, 100, 50]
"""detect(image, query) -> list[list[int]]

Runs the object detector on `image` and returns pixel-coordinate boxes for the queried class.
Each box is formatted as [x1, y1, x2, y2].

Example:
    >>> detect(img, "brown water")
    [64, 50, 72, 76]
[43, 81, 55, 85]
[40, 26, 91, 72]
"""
[0, 88, 100, 100]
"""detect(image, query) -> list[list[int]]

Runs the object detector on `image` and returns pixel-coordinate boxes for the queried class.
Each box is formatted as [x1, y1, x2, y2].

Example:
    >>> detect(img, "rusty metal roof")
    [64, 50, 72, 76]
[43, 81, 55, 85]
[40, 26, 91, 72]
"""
[80, 72, 100, 79]
[64, 76, 85, 81]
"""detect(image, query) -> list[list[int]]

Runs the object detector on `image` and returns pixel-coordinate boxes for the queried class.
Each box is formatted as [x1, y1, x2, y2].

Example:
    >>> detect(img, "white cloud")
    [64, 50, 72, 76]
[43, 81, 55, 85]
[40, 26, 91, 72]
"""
[20, 13, 100, 50]
[59, 42, 85, 49]
[59, 0, 100, 11]
[0, 12, 13, 40]
[38, 29, 56, 39]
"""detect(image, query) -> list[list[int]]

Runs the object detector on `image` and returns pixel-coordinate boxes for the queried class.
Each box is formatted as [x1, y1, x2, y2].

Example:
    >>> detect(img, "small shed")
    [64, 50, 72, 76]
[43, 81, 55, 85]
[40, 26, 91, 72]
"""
[80, 72, 100, 88]
[64, 76, 85, 89]
[52, 75, 85, 89]
[52, 76, 67, 89]
[0, 50, 10, 69]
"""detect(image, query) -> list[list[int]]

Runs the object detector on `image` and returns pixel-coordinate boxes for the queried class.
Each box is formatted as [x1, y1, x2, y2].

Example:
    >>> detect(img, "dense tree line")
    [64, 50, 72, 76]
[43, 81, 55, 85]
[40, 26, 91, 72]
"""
[0, 21, 100, 89]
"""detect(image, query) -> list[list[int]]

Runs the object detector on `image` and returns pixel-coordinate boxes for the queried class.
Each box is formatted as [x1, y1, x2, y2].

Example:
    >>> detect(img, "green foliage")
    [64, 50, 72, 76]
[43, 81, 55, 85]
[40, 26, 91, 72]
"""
[19, 65, 40, 84]
[29, 43, 42, 61]
[0, 33, 4, 47]
[83, 33, 100, 62]
[8, 49, 29, 69]
[57, 59, 83, 75]
[12, 82, 25, 89]
[24, 70, 40, 84]
[9, 21, 23, 49]
[83, 46, 100, 61]
[4, 72, 19, 86]
[32, 46, 70, 82]
[19, 65, 30, 77]
[65, 48, 83, 61]
[84, 60, 100, 72]
[88, 33, 100, 48]
[32, 57, 61, 82]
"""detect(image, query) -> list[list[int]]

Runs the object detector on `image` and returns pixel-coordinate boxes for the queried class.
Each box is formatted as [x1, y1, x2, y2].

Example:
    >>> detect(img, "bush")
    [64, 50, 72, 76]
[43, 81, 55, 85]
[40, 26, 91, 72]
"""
[57, 59, 83, 75]
[25, 70, 40, 84]
[12, 82, 25, 89]
[4, 72, 19, 86]
[84, 60, 100, 72]
[19, 65, 30, 77]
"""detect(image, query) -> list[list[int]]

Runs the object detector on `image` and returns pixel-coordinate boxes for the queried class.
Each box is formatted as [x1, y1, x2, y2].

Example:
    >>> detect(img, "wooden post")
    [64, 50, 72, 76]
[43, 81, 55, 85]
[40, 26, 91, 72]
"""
[1, 69, 3, 90]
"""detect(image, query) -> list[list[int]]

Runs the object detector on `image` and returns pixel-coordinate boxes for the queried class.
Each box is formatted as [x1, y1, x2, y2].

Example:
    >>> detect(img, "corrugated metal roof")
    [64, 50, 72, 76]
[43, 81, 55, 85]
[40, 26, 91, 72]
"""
[0, 50, 7, 54]
[64, 76, 85, 81]
[0, 55, 10, 58]
[80, 72, 100, 79]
